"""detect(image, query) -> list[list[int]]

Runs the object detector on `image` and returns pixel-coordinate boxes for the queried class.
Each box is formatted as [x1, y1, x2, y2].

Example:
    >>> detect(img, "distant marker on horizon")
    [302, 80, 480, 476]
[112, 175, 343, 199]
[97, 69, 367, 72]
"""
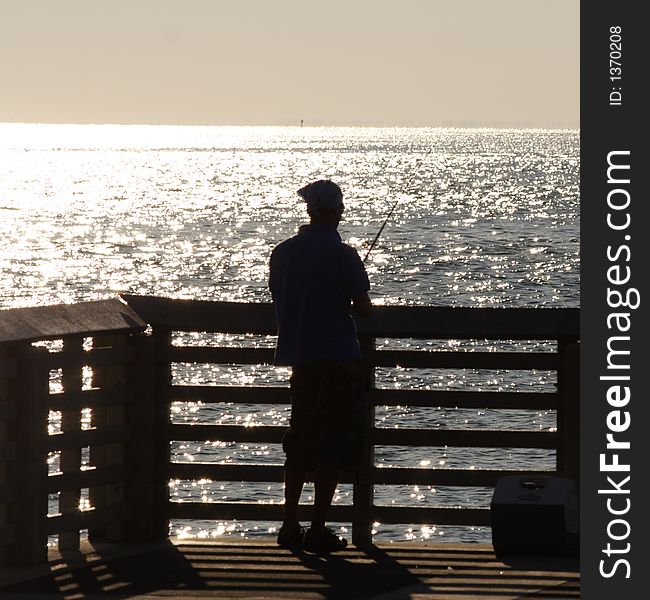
[300, 119, 304, 127]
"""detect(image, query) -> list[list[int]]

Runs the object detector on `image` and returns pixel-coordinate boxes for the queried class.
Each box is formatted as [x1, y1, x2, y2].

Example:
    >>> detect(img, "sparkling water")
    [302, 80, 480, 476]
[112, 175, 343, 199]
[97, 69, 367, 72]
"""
[0, 123, 579, 543]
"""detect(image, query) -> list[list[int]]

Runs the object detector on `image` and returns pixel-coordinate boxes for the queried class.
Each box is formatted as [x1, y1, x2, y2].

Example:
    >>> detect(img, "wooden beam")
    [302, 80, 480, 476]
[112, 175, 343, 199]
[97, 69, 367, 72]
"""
[171, 385, 289, 405]
[371, 505, 491, 526]
[44, 345, 135, 370]
[46, 502, 131, 535]
[166, 424, 557, 449]
[167, 501, 491, 526]
[121, 295, 579, 340]
[168, 346, 275, 366]
[371, 350, 560, 370]
[361, 306, 578, 341]
[45, 425, 132, 453]
[170, 385, 559, 410]
[0, 299, 146, 345]
[167, 346, 560, 370]
[168, 424, 284, 444]
[47, 463, 130, 494]
[47, 384, 134, 412]
[369, 389, 560, 410]
[371, 428, 558, 449]
[371, 467, 556, 487]
[121, 295, 277, 335]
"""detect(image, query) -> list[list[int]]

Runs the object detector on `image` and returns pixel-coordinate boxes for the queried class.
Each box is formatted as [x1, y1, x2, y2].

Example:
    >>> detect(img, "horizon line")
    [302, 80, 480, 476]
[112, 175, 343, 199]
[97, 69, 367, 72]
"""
[0, 120, 580, 132]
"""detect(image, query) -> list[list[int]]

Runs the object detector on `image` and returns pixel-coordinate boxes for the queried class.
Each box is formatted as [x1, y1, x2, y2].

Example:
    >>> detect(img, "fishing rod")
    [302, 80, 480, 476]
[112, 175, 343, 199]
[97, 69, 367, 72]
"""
[362, 147, 434, 263]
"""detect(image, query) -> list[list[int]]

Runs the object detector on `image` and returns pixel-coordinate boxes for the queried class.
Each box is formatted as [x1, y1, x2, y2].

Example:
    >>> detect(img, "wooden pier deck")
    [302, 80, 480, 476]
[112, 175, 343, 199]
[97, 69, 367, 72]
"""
[0, 538, 579, 599]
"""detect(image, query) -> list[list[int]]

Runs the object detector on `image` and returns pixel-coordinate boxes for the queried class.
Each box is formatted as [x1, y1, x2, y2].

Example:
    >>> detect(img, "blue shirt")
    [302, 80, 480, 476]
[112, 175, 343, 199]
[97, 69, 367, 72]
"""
[269, 224, 370, 366]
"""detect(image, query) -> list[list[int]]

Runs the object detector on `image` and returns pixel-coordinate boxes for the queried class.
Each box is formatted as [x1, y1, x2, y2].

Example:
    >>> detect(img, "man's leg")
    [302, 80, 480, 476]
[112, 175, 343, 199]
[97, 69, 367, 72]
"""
[282, 365, 310, 528]
[311, 465, 340, 532]
[282, 463, 307, 526]
[303, 465, 347, 552]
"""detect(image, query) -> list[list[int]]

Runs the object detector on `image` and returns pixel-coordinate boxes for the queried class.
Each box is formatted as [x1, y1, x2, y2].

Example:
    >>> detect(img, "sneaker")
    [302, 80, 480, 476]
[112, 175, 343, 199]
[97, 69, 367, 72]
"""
[277, 522, 305, 547]
[303, 527, 348, 553]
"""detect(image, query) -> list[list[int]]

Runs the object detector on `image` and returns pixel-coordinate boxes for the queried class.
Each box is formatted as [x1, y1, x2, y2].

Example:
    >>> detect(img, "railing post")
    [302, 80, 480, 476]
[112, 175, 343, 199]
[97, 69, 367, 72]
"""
[558, 340, 580, 487]
[125, 331, 157, 540]
[1, 343, 49, 564]
[151, 328, 172, 539]
[0, 345, 12, 565]
[353, 335, 375, 547]
[58, 337, 84, 551]
[89, 334, 127, 542]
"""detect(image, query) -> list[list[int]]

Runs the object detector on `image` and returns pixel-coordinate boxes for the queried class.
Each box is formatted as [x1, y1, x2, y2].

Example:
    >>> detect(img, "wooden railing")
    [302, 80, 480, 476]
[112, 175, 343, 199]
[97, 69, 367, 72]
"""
[0, 300, 152, 564]
[0, 296, 579, 564]
[123, 295, 580, 548]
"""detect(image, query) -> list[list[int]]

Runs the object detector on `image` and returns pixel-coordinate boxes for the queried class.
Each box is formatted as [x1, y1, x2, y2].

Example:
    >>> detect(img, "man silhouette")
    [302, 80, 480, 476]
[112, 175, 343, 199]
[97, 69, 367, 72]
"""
[269, 179, 372, 552]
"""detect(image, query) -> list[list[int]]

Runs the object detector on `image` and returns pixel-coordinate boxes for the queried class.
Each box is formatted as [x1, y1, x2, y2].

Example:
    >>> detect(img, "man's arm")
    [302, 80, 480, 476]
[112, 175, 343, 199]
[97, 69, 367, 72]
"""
[352, 292, 373, 318]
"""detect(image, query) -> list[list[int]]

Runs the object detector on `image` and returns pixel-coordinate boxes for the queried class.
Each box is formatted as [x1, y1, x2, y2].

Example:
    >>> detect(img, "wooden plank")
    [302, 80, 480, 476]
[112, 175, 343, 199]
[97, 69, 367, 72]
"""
[167, 501, 490, 526]
[121, 295, 579, 340]
[558, 341, 580, 484]
[163, 462, 557, 488]
[168, 347, 559, 382]
[151, 328, 172, 540]
[371, 505, 491, 526]
[168, 424, 284, 444]
[45, 502, 131, 535]
[360, 306, 579, 340]
[167, 424, 557, 449]
[169, 463, 284, 483]
[0, 442, 15, 462]
[0, 357, 17, 378]
[0, 539, 579, 600]
[0, 345, 14, 564]
[168, 346, 275, 365]
[171, 385, 289, 405]
[0, 299, 146, 345]
[168, 500, 352, 522]
[0, 483, 15, 503]
[354, 336, 376, 547]
[44, 345, 135, 369]
[45, 425, 131, 452]
[170, 385, 559, 410]
[3, 344, 49, 565]
[0, 524, 15, 547]
[372, 350, 559, 370]
[371, 467, 556, 487]
[0, 400, 17, 421]
[369, 389, 560, 409]
[47, 384, 134, 411]
[121, 295, 277, 335]
[88, 334, 129, 543]
[168, 462, 365, 485]
[125, 332, 158, 542]
[46, 463, 130, 494]
[371, 428, 558, 449]
[58, 337, 83, 551]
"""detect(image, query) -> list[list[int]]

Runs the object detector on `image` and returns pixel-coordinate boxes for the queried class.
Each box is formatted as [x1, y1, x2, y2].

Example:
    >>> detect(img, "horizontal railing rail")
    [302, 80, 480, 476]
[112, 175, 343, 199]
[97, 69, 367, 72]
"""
[122, 294, 578, 340]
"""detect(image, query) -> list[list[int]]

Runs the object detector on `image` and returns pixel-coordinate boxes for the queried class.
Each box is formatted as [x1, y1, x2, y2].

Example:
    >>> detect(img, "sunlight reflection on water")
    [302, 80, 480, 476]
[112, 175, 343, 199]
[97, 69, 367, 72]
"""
[2, 124, 578, 543]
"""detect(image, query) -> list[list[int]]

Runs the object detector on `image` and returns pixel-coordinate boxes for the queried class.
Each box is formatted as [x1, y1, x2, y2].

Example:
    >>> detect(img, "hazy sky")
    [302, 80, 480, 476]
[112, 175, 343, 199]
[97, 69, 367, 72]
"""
[1, 0, 579, 128]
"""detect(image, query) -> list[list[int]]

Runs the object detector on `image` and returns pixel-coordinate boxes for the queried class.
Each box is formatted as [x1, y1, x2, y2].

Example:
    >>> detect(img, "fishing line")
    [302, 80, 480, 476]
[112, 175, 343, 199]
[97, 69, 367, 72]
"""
[362, 147, 434, 264]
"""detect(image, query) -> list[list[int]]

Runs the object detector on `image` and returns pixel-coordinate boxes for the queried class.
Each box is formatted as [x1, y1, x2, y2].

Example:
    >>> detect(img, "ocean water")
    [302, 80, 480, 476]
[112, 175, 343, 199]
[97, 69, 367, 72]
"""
[0, 123, 579, 544]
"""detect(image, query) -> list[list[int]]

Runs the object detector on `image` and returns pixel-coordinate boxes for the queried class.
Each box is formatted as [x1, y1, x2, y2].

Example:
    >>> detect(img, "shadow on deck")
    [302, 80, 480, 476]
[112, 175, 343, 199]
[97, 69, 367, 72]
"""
[0, 539, 579, 599]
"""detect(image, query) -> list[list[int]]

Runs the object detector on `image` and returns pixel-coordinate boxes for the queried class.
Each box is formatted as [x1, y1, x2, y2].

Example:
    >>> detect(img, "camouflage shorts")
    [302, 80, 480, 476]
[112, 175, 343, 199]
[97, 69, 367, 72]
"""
[282, 360, 369, 470]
